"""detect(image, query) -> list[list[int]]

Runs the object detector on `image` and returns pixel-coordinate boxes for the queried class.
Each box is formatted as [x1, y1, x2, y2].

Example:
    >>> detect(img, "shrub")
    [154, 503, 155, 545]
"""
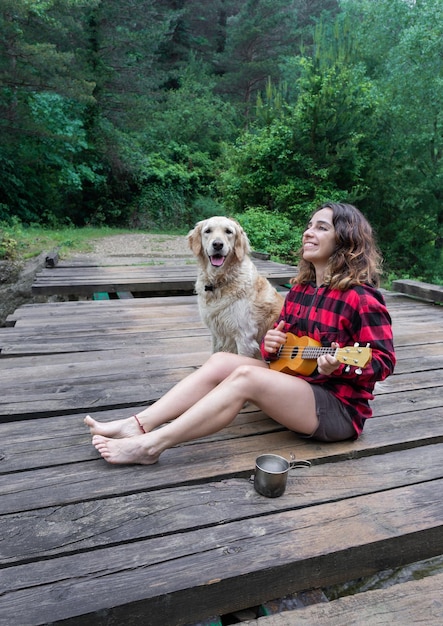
[233, 207, 303, 263]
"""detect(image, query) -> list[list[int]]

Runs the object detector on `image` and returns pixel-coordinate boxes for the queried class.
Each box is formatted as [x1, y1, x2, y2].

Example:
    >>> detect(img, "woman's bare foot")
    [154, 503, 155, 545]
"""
[92, 434, 160, 465]
[84, 414, 145, 438]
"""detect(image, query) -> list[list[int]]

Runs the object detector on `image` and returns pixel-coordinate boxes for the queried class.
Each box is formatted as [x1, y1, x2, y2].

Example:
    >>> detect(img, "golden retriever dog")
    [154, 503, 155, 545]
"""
[188, 216, 284, 358]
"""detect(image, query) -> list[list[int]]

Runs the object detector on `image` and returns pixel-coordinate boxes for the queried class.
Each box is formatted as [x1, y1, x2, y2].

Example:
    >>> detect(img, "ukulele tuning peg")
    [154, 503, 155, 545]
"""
[353, 342, 360, 347]
[345, 365, 351, 373]
[355, 368, 362, 375]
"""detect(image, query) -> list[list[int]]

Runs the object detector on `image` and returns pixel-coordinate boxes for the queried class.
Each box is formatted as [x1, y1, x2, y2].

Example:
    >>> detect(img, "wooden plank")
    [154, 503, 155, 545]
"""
[0, 357, 440, 418]
[244, 573, 443, 625]
[32, 277, 197, 295]
[31, 257, 298, 295]
[3, 316, 440, 349]
[4, 300, 441, 334]
[2, 323, 438, 355]
[0, 328, 211, 356]
[392, 279, 443, 304]
[1, 335, 440, 373]
[4, 339, 436, 371]
[0, 278, 441, 626]
[1, 392, 442, 461]
[0, 365, 199, 417]
[1, 408, 442, 509]
[0, 307, 441, 416]
[7, 308, 204, 329]
[1, 394, 442, 473]
[1, 479, 442, 626]
[1, 444, 442, 565]
[53, 255, 195, 266]
[6, 294, 198, 320]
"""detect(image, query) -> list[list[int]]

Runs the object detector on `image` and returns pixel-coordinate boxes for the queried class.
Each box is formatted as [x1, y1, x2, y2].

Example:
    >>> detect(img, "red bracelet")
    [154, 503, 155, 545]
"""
[133, 414, 146, 433]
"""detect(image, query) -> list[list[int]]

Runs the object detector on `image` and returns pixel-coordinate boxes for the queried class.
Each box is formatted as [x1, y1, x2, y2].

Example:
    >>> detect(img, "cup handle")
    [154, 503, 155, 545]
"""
[289, 453, 311, 470]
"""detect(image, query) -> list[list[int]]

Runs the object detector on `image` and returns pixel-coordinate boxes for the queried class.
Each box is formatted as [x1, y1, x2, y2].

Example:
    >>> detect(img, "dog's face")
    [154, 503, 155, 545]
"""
[188, 216, 250, 268]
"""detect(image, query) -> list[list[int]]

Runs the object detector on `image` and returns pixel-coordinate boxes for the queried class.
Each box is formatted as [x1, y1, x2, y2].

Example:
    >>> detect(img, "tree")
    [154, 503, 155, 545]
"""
[340, 0, 443, 279]
[125, 58, 237, 229]
[0, 0, 98, 222]
[215, 0, 300, 122]
[220, 18, 379, 223]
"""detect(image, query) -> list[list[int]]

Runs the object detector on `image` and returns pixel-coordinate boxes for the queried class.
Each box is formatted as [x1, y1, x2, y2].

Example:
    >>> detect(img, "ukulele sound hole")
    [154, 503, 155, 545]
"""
[291, 347, 301, 359]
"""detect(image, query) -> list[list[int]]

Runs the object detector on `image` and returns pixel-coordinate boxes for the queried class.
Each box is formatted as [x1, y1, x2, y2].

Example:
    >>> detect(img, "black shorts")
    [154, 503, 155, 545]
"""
[297, 384, 356, 442]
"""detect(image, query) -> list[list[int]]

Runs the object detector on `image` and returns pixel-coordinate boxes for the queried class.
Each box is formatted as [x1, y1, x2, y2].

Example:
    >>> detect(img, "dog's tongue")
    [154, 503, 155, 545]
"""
[210, 255, 225, 267]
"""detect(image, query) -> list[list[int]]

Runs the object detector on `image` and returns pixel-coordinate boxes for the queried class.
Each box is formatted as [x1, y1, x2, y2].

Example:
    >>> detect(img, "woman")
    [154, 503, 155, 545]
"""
[85, 202, 396, 465]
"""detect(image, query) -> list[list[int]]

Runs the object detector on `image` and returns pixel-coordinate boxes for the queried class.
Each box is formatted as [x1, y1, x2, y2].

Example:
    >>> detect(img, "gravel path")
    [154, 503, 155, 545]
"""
[89, 233, 192, 258]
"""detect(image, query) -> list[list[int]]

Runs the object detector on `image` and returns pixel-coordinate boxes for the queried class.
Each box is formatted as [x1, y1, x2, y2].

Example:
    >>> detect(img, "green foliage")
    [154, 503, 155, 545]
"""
[220, 44, 377, 224]
[0, 229, 18, 260]
[126, 145, 206, 229]
[339, 0, 443, 282]
[233, 207, 303, 263]
[0, 0, 442, 282]
[215, 0, 300, 120]
[148, 59, 238, 158]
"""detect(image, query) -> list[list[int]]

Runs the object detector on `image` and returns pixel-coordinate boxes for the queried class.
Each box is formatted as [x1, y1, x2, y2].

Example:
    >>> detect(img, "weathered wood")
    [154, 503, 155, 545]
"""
[2, 445, 442, 566]
[0, 267, 442, 626]
[0, 359, 440, 418]
[243, 573, 443, 625]
[1, 408, 443, 512]
[5, 294, 199, 323]
[1, 397, 442, 475]
[44, 250, 59, 268]
[392, 279, 443, 304]
[1, 480, 442, 626]
[31, 256, 298, 295]
[0, 292, 441, 418]
[0, 329, 211, 357]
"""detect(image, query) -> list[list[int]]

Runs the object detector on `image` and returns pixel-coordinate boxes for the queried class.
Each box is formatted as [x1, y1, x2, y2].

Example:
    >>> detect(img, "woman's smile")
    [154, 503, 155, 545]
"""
[302, 207, 336, 283]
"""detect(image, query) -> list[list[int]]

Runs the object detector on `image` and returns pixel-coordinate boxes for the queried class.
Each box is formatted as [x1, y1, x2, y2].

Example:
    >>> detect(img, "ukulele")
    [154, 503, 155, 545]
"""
[269, 333, 372, 376]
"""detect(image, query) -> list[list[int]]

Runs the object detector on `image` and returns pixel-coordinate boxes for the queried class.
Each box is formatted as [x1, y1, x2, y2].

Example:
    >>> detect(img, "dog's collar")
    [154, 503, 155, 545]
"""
[204, 284, 214, 292]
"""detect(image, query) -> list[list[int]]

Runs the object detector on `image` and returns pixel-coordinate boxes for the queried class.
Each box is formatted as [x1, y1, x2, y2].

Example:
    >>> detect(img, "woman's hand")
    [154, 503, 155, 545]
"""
[317, 342, 340, 376]
[264, 320, 287, 354]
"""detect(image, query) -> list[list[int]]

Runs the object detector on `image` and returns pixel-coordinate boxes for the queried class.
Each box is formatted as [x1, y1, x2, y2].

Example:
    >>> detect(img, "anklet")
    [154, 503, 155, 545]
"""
[133, 414, 146, 433]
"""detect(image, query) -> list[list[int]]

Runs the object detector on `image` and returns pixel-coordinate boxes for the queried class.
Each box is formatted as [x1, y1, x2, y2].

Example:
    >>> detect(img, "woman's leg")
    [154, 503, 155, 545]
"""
[84, 352, 266, 438]
[92, 363, 318, 465]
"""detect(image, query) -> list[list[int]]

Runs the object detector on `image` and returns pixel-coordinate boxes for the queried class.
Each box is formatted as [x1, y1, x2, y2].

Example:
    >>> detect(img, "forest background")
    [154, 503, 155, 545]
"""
[1, 0, 442, 283]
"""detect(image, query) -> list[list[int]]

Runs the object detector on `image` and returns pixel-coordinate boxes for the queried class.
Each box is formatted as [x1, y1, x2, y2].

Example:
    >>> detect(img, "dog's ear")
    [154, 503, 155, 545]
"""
[234, 221, 251, 261]
[187, 222, 203, 257]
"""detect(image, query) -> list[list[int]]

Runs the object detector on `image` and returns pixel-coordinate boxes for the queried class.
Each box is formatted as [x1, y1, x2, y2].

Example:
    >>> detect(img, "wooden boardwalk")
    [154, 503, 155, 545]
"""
[30, 254, 299, 296]
[0, 257, 442, 626]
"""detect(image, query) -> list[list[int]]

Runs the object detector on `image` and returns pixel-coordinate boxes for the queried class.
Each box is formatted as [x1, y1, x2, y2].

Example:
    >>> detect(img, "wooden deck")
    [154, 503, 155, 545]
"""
[1, 257, 443, 626]
[30, 254, 298, 296]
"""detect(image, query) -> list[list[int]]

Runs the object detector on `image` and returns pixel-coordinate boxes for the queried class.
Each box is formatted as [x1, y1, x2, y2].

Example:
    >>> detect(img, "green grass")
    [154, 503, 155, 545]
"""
[0, 223, 186, 262]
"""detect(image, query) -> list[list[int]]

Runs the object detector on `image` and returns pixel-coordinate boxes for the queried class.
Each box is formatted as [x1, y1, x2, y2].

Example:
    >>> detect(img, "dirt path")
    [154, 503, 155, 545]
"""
[88, 233, 192, 259]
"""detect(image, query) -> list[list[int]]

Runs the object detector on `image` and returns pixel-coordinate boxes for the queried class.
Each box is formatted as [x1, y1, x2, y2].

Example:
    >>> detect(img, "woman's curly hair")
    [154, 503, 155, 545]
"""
[293, 202, 383, 289]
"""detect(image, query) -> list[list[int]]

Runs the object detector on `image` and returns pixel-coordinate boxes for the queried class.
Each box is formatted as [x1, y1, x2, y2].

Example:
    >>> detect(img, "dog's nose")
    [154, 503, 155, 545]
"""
[212, 240, 224, 252]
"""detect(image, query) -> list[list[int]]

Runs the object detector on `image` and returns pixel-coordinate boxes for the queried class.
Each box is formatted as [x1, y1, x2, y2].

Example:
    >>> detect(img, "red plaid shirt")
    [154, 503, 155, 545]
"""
[260, 282, 396, 437]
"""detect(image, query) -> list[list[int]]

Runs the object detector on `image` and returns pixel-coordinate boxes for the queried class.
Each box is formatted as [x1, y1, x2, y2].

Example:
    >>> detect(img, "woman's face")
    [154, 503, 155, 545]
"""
[302, 207, 337, 270]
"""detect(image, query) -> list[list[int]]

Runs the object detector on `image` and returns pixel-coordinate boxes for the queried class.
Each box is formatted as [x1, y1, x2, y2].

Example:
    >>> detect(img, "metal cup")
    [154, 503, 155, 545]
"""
[252, 453, 311, 498]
